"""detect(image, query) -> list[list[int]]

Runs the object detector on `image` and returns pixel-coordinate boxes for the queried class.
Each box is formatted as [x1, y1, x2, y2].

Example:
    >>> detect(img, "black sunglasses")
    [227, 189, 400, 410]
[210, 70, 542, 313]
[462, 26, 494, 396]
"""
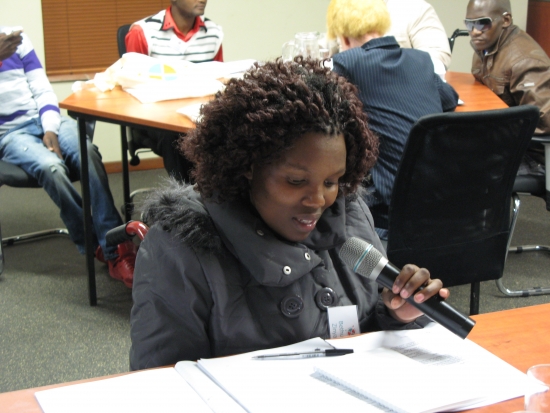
[464, 12, 508, 32]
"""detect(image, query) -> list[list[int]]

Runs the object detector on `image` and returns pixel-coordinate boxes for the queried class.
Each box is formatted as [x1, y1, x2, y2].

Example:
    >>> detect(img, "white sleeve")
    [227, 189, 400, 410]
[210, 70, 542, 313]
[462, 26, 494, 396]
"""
[20, 33, 61, 134]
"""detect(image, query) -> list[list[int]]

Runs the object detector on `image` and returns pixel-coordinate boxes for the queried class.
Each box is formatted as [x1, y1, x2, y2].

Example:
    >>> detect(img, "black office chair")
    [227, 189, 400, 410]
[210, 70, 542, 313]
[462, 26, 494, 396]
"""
[385, 105, 539, 315]
[448, 29, 469, 53]
[117, 24, 131, 58]
[498, 135, 550, 296]
[0, 160, 70, 274]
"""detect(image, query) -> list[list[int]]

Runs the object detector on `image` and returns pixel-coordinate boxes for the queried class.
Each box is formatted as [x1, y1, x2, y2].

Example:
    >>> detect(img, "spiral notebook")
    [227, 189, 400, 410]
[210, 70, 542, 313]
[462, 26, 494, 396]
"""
[313, 347, 486, 413]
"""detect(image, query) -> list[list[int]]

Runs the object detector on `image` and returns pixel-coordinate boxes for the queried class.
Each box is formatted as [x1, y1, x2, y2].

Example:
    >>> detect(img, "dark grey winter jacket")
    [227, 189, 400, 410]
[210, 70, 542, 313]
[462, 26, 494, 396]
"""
[129, 182, 425, 370]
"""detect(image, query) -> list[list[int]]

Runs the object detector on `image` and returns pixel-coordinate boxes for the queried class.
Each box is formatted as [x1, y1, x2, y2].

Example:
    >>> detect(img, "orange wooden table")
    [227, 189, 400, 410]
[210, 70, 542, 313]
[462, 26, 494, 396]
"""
[446, 71, 508, 112]
[59, 87, 207, 134]
[2, 302, 549, 412]
[58, 90, 212, 305]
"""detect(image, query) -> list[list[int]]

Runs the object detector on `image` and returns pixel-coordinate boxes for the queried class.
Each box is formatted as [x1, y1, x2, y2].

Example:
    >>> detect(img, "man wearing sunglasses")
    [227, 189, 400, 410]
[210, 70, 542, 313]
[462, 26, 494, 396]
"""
[466, 0, 550, 173]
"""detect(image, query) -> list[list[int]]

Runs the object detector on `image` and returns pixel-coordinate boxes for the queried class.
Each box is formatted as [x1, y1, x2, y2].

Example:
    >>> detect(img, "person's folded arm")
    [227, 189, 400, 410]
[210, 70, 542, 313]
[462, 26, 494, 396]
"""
[435, 74, 459, 112]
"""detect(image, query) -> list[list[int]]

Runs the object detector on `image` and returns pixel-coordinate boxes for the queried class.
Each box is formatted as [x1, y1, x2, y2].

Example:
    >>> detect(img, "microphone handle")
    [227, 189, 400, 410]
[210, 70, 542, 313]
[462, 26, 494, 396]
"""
[376, 262, 476, 339]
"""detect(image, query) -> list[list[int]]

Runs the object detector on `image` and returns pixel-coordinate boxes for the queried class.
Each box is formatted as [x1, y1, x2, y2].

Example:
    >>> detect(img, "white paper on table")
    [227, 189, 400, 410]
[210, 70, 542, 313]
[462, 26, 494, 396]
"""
[177, 103, 205, 123]
[175, 361, 246, 413]
[314, 348, 485, 413]
[219, 59, 257, 76]
[189, 59, 257, 79]
[34, 368, 213, 413]
[327, 323, 529, 411]
[124, 78, 225, 104]
[33, 325, 529, 413]
[75, 54, 255, 99]
[197, 337, 391, 413]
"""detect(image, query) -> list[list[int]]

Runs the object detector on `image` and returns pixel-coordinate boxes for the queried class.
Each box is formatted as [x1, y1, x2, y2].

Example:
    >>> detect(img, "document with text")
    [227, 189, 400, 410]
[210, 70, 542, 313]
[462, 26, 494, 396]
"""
[35, 324, 528, 413]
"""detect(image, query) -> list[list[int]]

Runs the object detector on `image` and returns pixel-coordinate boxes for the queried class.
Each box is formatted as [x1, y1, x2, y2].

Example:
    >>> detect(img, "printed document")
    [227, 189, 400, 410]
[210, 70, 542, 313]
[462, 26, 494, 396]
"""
[35, 324, 528, 413]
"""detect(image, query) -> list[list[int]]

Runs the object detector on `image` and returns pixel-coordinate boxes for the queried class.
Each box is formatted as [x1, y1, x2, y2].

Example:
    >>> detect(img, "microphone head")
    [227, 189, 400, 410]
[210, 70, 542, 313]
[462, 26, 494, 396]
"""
[339, 237, 384, 277]
[340, 239, 476, 339]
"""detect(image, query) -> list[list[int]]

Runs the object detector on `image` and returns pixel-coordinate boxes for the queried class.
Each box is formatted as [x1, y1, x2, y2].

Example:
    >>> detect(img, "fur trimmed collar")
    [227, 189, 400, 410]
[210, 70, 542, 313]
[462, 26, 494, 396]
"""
[141, 179, 224, 255]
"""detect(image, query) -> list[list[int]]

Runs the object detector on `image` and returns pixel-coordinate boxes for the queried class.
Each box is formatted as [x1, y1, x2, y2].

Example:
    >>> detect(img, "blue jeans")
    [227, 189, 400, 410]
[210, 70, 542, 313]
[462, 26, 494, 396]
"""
[0, 117, 123, 260]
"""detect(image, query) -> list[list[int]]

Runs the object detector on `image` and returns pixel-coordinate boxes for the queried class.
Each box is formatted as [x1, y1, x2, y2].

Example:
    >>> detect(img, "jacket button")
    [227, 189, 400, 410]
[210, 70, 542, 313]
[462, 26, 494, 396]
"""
[315, 287, 338, 310]
[256, 229, 264, 236]
[304, 252, 311, 260]
[280, 295, 304, 318]
[283, 266, 291, 275]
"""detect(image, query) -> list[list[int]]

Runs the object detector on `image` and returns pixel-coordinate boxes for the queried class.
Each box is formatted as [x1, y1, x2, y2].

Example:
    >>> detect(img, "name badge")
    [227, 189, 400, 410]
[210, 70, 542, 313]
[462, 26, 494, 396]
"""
[328, 305, 360, 338]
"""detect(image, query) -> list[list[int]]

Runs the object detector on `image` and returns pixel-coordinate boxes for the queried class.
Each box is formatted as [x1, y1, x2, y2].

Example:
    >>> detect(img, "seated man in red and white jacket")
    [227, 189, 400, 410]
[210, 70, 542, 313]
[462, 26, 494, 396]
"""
[125, 0, 224, 182]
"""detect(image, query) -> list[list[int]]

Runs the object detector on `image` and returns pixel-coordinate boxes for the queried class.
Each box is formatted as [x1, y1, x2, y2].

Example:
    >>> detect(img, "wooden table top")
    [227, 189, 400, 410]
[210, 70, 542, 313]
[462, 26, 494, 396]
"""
[59, 86, 209, 133]
[58, 72, 507, 135]
[462, 303, 550, 412]
[2, 303, 548, 412]
[446, 71, 508, 112]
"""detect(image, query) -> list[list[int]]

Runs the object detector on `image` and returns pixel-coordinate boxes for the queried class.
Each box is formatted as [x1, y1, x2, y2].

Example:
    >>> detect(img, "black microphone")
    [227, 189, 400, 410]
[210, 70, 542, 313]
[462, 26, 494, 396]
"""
[338, 237, 476, 339]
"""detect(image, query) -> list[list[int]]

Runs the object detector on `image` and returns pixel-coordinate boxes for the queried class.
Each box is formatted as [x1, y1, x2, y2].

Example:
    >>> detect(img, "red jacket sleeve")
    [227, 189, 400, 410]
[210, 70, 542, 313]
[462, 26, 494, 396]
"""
[125, 26, 149, 55]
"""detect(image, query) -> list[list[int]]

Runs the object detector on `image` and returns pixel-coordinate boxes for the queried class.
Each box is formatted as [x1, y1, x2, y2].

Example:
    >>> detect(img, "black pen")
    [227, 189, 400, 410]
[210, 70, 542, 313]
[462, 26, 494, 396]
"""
[252, 348, 354, 360]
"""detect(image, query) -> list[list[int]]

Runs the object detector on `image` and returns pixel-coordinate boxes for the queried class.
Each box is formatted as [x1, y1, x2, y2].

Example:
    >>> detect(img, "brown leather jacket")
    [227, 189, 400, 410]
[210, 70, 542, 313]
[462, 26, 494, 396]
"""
[471, 25, 550, 135]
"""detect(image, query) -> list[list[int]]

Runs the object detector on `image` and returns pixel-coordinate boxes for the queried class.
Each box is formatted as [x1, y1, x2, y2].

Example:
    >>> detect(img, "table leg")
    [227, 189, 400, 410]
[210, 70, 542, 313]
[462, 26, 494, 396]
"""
[120, 126, 132, 222]
[544, 143, 550, 211]
[77, 118, 97, 306]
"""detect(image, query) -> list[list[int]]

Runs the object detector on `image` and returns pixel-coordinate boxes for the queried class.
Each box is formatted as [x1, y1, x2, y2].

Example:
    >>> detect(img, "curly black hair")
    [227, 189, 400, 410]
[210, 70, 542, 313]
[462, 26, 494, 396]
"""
[181, 57, 378, 202]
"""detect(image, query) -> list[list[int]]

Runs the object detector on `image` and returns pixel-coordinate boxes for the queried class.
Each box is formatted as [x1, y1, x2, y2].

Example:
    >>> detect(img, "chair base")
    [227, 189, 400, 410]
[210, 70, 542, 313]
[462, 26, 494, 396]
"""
[2, 228, 70, 247]
[499, 193, 550, 296]
[497, 244, 550, 297]
[1, 227, 71, 276]
[508, 244, 550, 254]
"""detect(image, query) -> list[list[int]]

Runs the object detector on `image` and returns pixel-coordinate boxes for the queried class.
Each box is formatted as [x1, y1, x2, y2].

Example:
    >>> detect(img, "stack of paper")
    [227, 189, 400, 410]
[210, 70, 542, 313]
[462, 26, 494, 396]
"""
[84, 53, 257, 103]
[313, 348, 484, 413]
[195, 338, 389, 412]
[35, 325, 529, 413]
[35, 368, 211, 413]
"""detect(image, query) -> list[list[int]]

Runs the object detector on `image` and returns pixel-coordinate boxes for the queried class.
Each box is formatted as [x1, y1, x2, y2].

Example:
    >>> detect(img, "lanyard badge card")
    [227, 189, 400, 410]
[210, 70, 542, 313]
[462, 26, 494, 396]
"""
[327, 305, 360, 339]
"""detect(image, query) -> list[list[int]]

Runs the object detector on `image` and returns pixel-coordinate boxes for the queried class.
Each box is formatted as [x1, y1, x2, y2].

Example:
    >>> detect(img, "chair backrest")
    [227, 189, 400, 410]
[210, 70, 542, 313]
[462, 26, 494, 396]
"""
[117, 24, 131, 57]
[386, 105, 539, 287]
[448, 29, 470, 52]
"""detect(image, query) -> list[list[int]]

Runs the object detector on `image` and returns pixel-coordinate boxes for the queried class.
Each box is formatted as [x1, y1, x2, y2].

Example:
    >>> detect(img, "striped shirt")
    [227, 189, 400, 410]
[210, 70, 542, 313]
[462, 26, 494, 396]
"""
[127, 8, 223, 63]
[0, 28, 60, 138]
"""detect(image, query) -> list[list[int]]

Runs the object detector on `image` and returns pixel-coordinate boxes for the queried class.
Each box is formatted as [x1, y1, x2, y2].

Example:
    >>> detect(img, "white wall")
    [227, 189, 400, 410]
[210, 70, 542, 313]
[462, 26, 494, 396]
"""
[2, 0, 528, 163]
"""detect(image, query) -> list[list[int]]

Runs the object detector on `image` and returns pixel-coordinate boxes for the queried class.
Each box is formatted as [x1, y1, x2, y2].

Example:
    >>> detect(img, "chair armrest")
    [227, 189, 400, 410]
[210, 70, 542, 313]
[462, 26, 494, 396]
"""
[532, 135, 550, 144]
